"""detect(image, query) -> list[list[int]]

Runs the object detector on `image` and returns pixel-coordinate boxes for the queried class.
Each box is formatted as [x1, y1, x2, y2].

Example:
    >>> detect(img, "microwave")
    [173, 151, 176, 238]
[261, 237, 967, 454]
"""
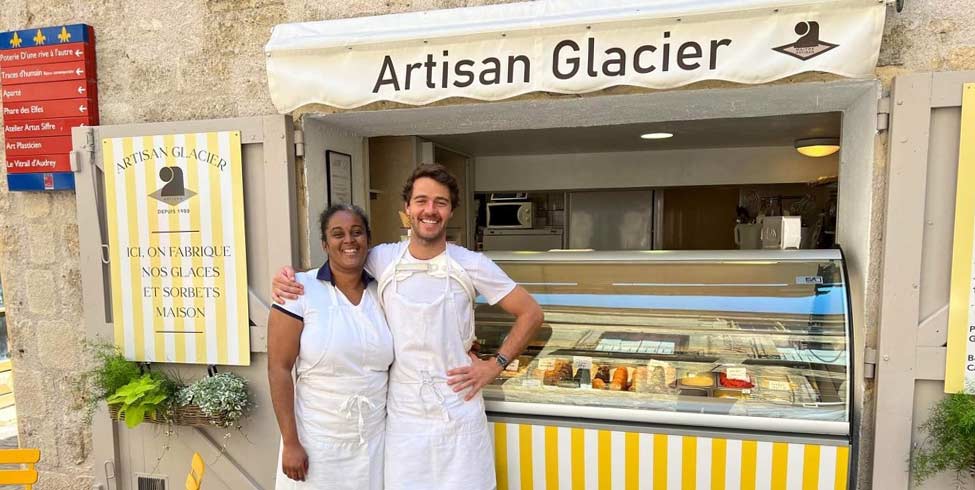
[486, 201, 533, 229]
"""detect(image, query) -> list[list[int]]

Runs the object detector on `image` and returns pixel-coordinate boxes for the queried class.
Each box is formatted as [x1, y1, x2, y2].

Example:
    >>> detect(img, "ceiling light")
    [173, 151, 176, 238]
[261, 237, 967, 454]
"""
[795, 138, 840, 157]
[640, 132, 673, 140]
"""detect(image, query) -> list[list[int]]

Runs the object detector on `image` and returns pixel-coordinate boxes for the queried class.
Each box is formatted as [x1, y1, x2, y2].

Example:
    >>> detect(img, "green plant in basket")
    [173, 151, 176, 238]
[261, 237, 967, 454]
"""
[176, 372, 251, 428]
[910, 389, 975, 486]
[75, 342, 142, 423]
[107, 374, 173, 428]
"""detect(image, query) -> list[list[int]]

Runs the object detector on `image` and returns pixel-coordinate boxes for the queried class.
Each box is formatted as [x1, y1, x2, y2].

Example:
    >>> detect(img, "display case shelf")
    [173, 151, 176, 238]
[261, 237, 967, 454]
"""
[476, 249, 852, 436]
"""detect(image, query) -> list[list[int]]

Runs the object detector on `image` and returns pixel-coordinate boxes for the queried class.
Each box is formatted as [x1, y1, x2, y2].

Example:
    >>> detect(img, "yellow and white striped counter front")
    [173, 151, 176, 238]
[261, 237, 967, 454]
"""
[489, 422, 850, 490]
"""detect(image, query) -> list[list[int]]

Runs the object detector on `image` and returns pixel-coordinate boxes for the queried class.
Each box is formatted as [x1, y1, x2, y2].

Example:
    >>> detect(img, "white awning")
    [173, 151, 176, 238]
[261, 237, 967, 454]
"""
[265, 0, 888, 111]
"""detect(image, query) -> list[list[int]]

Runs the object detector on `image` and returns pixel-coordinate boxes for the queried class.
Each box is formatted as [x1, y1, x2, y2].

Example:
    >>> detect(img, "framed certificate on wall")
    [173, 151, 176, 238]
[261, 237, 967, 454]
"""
[326, 150, 353, 205]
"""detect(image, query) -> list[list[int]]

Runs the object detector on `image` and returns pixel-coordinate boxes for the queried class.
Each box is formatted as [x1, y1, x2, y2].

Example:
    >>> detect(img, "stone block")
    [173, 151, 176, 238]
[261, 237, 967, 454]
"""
[9, 368, 44, 416]
[37, 322, 82, 370]
[34, 470, 93, 490]
[7, 317, 37, 360]
[63, 223, 80, 258]
[58, 267, 84, 316]
[17, 415, 61, 470]
[25, 270, 57, 316]
[21, 194, 52, 219]
[27, 223, 58, 266]
[57, 423, 91, 466]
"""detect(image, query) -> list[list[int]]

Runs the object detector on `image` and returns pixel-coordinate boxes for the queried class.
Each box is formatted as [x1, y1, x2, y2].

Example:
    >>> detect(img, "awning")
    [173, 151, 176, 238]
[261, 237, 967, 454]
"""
[265, 0, 888, 111]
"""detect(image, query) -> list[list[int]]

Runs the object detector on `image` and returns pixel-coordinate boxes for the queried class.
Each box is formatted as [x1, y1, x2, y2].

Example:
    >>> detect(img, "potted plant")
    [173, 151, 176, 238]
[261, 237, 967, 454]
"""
[176, 372, 251, 428]
[106, 373, 178, 428]
[910, 390, 975, 486]
[76, 342, 142, 424]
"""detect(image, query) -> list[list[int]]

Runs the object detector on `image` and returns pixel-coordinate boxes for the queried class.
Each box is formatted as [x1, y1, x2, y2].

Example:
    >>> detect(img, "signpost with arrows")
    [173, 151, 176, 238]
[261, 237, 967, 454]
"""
[1, 24, 97, 191]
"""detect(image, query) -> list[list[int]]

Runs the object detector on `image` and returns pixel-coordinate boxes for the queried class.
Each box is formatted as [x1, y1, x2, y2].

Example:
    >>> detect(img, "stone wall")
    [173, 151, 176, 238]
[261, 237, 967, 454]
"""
[0, 1, 973, 489]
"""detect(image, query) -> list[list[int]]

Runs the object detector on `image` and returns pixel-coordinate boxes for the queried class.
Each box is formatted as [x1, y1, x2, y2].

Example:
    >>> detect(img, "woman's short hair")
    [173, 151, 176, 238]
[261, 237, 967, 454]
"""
[319, 204, 371, 241]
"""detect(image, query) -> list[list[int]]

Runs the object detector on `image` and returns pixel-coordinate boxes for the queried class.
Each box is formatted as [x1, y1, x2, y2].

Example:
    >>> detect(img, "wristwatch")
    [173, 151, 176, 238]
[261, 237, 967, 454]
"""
[495, 353, 511, 369]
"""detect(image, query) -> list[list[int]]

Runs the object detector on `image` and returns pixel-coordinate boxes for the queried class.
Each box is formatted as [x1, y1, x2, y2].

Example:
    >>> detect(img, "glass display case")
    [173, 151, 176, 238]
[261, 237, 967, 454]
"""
[476, 250, 852, 436]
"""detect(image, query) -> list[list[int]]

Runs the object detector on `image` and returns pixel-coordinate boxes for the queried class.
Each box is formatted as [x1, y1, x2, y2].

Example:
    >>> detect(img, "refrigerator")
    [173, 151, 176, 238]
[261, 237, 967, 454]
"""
[567, 190, 658, 250]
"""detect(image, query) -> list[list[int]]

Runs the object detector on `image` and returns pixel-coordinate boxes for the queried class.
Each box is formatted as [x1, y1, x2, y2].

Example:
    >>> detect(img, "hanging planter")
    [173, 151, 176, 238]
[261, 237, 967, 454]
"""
[79, 343, 250, 429]
[107, 403, 231, 428]
[106, 372, 251, 429]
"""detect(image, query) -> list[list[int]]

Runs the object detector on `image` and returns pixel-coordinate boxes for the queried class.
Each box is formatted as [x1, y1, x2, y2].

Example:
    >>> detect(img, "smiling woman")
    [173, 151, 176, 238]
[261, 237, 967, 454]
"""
[267, 203, 394, 490]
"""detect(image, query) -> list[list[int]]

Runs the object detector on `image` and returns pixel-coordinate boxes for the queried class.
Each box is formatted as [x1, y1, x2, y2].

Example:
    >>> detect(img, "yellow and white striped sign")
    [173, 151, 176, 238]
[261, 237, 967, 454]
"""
[945, 83, 975, 393]
[102, 131, 249, 365]
[490, 422, 850, 490]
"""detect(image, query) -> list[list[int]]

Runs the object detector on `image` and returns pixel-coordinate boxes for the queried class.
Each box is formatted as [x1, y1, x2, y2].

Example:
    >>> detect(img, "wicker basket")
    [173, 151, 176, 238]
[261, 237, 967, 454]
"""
[108, 404, 227, 428]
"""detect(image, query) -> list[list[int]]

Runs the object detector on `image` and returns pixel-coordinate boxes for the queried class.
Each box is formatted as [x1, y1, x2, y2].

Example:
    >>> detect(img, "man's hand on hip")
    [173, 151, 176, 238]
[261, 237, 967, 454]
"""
[447, 352, 503, 401]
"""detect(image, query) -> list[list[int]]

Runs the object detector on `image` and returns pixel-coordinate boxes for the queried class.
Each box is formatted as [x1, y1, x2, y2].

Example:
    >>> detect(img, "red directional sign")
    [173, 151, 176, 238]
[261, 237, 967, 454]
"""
[2, 79, 95, 103]
[0, 59, 91, 85]
[6, 154, 71, 174]
[1, 24, 97, 191]
[4, 117, 94, 137]
[5, 136, 73, 157]
[0, 42, 90, 69]
[2, 97, 94, 120]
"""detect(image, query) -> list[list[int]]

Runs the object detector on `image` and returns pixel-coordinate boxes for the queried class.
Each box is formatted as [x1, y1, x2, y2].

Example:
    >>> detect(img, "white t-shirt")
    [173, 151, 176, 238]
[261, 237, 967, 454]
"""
[273, 267, 394, 377]
[366, 241, 516, 307]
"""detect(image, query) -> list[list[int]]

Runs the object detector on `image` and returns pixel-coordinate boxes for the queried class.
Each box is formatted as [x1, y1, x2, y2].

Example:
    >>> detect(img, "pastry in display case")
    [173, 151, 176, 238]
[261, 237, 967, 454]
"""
[475, 250, 852, 436]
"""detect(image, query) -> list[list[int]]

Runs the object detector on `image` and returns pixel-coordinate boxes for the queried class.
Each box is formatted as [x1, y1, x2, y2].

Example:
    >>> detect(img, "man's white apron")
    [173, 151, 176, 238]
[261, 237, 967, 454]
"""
[378, 246, 496, 490]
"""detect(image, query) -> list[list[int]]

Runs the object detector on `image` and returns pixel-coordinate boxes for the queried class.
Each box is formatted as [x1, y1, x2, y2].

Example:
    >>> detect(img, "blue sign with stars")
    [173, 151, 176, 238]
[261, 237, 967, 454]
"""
[0, 24, 92, 51]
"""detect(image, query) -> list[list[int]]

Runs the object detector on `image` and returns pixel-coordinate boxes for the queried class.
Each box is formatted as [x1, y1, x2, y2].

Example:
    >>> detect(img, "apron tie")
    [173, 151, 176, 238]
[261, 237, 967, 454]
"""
[418, 371, 451, 422]
[341, 394, 379, 444]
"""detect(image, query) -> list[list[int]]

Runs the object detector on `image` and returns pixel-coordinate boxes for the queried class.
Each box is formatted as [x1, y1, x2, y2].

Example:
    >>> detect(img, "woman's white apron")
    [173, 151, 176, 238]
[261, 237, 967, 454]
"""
[275, 284, 388, 490]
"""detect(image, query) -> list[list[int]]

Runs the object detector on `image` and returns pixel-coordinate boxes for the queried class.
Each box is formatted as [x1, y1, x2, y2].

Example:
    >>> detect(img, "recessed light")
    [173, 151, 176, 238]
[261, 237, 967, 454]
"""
[640, 132, 673, 140]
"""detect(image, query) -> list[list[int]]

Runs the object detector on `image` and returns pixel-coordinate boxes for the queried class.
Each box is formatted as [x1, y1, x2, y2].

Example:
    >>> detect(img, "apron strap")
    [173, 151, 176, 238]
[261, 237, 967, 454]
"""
[377, 244, 476, 310]
[341, 394, 380, 444]
[418, 371, 450, 422]
[297, 281, 341, 377]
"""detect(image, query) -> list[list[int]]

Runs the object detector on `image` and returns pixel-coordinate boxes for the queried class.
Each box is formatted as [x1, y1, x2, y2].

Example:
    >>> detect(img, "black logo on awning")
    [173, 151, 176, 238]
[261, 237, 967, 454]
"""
[773, 21, 838, 61]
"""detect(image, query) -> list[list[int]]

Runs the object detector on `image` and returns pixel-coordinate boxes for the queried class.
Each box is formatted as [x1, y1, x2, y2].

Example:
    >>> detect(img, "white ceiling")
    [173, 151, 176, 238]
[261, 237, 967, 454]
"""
[424, 112, 841, 156]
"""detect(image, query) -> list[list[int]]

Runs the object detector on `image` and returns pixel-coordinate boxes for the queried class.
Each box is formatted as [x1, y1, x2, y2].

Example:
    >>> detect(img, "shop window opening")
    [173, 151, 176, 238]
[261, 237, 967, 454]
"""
[365, 112, 841, 253]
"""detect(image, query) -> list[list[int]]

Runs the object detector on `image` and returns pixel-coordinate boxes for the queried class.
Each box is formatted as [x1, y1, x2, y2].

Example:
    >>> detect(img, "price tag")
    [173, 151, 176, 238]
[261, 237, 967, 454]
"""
[523, 379, 542, 388]
[726, 367, 748, 381]
[505, 359, 520, 372]
[573, 356, 593, 370]
[621, 340, 641, 353]
[767, 380, 791, 391]
[637, 341, 656, 353]
[795, 275, 824, 285]
[538, 358, 556, 370]
[648, 359, 670, 369]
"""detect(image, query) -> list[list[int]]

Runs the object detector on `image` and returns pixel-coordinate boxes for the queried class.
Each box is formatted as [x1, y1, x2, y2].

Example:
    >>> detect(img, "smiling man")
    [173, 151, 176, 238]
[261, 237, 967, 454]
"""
[273, 164, 543, 490]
